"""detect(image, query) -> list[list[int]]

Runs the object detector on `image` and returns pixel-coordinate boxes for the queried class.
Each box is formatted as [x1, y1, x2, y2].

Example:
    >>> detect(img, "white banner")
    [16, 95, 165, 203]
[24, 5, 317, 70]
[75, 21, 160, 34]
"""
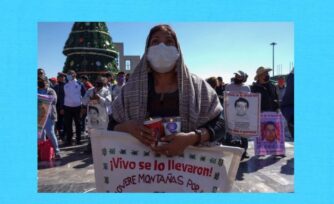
[90, 130, 244, 192]
[224, 92, 261, 137]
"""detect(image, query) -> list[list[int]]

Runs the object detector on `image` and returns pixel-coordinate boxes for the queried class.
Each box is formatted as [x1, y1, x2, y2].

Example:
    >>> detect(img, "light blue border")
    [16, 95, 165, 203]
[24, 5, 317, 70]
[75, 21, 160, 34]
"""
[1, 0, 333, 203]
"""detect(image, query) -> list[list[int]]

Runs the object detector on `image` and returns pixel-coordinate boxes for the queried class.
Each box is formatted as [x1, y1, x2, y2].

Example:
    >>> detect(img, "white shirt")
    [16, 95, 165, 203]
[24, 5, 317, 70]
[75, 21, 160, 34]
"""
[64, 79, 82, 107]
[82, 87, 112, 115]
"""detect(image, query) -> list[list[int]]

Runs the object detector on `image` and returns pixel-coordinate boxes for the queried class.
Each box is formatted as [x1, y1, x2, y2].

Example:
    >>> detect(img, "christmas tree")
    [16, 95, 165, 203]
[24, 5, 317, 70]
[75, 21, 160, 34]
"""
[62, 22, 118, 81]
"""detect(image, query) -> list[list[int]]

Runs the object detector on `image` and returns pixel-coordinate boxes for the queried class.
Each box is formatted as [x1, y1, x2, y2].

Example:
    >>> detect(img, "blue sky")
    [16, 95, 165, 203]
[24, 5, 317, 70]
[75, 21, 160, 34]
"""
[38, 22, 294, 84]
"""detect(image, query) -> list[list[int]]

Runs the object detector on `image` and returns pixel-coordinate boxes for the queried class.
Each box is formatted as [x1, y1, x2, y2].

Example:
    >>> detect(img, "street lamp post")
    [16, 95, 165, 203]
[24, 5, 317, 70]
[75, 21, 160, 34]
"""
[270, 42, 277, 77]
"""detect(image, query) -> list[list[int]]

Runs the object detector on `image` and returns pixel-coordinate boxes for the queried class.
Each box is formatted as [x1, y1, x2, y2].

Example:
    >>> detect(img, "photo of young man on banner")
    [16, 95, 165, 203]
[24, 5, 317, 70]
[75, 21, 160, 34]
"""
[224, 92, 261, 137]
[87, 102, 109, 130]
[254, 112, 285, 156]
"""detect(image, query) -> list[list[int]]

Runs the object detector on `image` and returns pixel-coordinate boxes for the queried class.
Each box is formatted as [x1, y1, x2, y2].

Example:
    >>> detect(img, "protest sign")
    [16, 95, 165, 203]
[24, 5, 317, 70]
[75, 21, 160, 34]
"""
[90, 130, 244, 192]
[86, 100, 109, 130]
[38, 94, 53, 138]
[224, 92, 261, 137]
[254, 112, 285, 156]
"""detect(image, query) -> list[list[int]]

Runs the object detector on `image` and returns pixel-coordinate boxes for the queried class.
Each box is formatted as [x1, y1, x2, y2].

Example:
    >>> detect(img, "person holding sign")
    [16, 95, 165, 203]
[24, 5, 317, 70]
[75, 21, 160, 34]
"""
[82, 76, 112, 153]
[225, 70, 251, 160]
[38, 76, 61, 160]
[108, 24, 225, 157]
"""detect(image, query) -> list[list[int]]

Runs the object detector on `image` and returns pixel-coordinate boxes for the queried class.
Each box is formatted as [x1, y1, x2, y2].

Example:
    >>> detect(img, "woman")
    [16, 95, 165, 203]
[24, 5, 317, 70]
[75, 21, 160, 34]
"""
[38, 76, 61, 160]
[109, 24, 225, 156]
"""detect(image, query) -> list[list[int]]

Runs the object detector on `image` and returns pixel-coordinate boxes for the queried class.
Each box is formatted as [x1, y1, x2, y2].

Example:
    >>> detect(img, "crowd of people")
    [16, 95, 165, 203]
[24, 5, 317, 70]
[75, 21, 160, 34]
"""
[206, 67, 294, 159]
[38, 24, 294, 161]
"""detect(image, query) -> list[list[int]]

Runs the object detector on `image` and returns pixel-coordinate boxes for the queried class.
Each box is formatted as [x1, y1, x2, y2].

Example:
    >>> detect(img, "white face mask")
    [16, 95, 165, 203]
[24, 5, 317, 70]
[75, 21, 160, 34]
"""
[146, 43, 180, 73]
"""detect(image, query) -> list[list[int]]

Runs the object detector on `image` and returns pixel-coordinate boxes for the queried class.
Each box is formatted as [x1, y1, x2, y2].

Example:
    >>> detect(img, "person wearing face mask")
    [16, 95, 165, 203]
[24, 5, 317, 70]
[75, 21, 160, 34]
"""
[63, 70, 86, 146]
[225, 70, 251, 160]
[251, 67, 279, 112]
[110, 71, 125, 100]
[108, 24, 225, 157]
[38, 76, 61, 160]
[82, 76, 112, 153]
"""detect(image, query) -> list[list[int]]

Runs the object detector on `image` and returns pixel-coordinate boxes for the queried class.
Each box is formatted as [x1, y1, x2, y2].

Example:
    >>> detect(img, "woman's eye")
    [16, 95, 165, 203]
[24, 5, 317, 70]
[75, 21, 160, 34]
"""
[151, 39, 159, 45]
[166, 40, 175, 46]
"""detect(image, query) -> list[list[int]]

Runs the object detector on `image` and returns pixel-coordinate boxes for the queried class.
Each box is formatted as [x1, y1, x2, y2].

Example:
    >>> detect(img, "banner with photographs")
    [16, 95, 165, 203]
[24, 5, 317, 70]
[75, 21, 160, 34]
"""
[86, 100, 109, 130]
[254, 112, 285, 156]
[224, 92, 261, 137]
[90, 130, 244, 192]
[38, 94, 53, 138]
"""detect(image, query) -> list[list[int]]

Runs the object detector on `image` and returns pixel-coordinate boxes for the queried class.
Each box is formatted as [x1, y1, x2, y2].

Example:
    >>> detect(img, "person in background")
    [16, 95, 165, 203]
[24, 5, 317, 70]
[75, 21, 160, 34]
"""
[38, 76, 61, 160]
[225, 70, 251, 160]
[63, 70, 85, 146]
[281, 69, 294, 139]
[277, 77, 286, 104]
[216, 76, 225, 105]
[125, 73, 130, 83]
[251, 67, 279, 112]
[105, 72, 116, 88]
[110, 71, 126, 100]
[206, 77, 218, 89]
[49, 77, 57, 89]
[108, 24, 225, 157]
[79, 75, 93, 136]
[53, 72, 66, 141]
[82, 76, 112, 153]
[38, 68, 46, 79]
[80, 75, 94, 91]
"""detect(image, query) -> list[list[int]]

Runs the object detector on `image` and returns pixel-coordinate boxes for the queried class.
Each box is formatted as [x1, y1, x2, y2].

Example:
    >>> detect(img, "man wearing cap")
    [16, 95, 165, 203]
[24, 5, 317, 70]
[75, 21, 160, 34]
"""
[53, 72, 66, 141]
[225, 70, 251, 160]
[251, 67, 279, 112]
[63, 70, 85, 146]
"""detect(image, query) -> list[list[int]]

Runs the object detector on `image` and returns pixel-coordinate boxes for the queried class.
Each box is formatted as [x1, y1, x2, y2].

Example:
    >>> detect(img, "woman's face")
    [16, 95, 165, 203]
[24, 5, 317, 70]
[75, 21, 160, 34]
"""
[149, 30, 176, 47]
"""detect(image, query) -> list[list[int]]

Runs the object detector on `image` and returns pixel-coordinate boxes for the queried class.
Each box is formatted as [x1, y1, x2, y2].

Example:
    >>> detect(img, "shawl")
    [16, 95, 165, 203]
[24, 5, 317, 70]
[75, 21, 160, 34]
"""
[111, 33, 222, 132]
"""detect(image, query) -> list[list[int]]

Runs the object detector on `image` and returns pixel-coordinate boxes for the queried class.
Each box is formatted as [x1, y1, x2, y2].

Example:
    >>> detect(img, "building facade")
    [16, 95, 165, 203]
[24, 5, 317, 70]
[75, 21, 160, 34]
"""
[113, 42, 141, 74]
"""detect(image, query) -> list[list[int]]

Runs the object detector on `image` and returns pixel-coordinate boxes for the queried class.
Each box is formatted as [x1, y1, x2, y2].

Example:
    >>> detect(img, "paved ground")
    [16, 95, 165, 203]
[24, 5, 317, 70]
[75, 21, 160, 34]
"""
[38, 137, 294, 193]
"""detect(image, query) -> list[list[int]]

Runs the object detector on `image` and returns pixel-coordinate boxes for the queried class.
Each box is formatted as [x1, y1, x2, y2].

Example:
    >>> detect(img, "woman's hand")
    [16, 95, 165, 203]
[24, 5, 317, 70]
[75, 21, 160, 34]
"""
[114, 120, 156, 146]
[151, 132, 198, 156]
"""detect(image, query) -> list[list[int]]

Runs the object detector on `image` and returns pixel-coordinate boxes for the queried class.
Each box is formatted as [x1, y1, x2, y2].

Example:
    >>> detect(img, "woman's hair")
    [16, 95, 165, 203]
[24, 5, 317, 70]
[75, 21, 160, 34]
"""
[145, 24, 178, 50]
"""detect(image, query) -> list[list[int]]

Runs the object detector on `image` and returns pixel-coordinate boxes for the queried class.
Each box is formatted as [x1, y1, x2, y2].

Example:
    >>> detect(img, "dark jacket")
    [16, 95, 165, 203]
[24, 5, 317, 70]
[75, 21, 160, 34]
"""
[53, 82, 65, 111]
[251, 81, 279, 112]
[281, 72, 294, 121]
